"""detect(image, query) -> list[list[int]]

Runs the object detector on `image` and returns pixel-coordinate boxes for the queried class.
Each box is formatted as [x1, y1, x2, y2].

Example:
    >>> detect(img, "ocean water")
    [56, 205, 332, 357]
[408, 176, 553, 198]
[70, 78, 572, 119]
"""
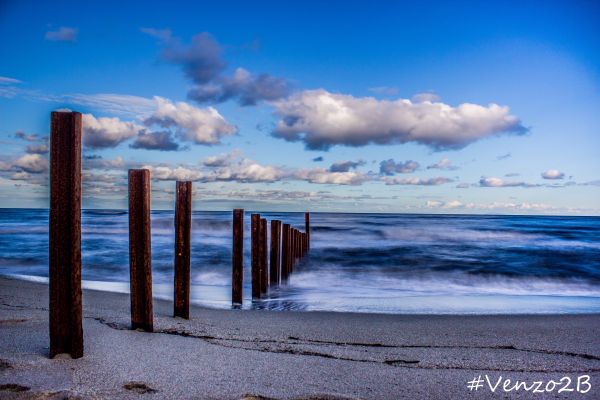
[1, 208, 600, 314]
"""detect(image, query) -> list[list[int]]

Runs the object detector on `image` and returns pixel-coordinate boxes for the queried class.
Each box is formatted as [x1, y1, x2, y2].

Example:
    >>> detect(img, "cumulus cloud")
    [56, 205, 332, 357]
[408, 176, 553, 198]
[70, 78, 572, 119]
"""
[147, 157, 286, 184]
[541, 169, 565, 180]
[83, 114, 143, 148]
[295, 168, 370, 185]
[479, 177, 538, 188]
[83, 155, 124, 170]
[26, 144, 49, 154]
[383, 176, 453, 186]
[45, 27, 78, 42]
[329, 159, 365, 173]
[202, 149, 242, 167]
[147, 31, 290, 106]
[15, 131, 39, 142]
[144, 96, 236, 145]
[427, 158, 458, 170]
[272, 89, 526, 151]
[130, 131, 180, 151]
[146, 165, 206, 181]
[379, 159, 419, 175]
[13, 154, 48, 173]
[188, 67, 290, 106]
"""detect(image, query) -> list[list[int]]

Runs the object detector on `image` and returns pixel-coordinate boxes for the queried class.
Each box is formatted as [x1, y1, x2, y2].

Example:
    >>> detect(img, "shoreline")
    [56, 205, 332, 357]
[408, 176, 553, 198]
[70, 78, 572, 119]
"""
[4, 273, 600, 316]
[1, 277, 600, 399]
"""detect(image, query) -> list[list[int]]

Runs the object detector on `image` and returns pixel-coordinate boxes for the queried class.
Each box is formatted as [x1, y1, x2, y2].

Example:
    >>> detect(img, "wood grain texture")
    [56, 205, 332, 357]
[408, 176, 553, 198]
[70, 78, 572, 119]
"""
[128, 169, 153, 332]
[260, 218, 268, 294]
[305, 212, 310, 250]
[232, 209, 244, 304]
[174, 181, 192, 319]
[49, 111, 83, 359]
[281, 224, 290, 281]
[269, 220, 281, 285]
[251, 214, 260, 298]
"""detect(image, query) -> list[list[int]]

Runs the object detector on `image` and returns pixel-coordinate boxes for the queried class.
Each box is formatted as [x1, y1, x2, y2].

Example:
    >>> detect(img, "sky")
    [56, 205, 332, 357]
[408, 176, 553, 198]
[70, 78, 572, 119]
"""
[0, 0, 599, 214]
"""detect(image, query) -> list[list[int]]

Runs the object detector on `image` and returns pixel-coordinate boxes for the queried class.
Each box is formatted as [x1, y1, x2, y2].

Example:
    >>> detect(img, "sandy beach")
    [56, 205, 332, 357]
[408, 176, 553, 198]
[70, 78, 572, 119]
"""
[1, 276, 599, 399]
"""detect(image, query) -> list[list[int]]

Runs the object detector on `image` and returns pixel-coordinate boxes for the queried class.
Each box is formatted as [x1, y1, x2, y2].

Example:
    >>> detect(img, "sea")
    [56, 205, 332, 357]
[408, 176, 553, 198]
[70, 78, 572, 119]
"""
[1, 208, 599, 314]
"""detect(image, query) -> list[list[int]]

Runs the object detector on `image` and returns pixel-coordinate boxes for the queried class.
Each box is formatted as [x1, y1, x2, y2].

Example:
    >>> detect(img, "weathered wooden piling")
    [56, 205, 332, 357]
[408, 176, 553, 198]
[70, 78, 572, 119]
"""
[174, 181, 192, 319]
[281, 223, 290, 280]
[49, 111, 83, 359]
[270, 220, 281, 285]
[305, 212, 310, 250]
[251, 214, 261, 298]
[128, 169, 153, 332]
[232, 209, 244, 304]
[260, 218, 268, 293]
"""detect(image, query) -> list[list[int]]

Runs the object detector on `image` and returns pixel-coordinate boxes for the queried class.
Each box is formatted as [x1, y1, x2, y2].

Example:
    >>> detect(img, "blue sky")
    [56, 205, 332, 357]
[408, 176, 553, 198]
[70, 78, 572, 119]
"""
[0, 0, 599, 213]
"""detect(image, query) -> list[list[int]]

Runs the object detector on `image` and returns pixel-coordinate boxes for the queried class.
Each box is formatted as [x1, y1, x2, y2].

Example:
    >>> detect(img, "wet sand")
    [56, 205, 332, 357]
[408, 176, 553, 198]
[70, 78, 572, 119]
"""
[1, 276, 599, 399]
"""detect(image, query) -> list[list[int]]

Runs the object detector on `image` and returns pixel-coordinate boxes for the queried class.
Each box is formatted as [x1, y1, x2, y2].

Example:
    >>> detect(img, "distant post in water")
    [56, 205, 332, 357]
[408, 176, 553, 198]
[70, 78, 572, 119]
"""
[270, 220, 281, 285]
[251, 214, 261, 298]
[232, 209, 244, 305]
[305, 212, 310, 250]
[174, 181, 192, 319]
[128, 169, 153, 332]
[49, 111, 83, 359]
[281, 223, 290, 281]
[260, 218, 268, 293]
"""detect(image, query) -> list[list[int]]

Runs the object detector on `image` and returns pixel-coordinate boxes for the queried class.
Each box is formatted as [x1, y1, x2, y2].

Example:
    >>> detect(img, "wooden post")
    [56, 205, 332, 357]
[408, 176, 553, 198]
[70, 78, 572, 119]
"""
[305, 212, 310, 250]
[49, 111, 83, 359]
[281, 223, 290, 281]
[260, 218, 268, 293]
[128, 169, 153, 332]
[174, 181, 192, 319]
[251, 214, 261, 298]
[270, 220, 281, 285]
[232, 209, 244, 305]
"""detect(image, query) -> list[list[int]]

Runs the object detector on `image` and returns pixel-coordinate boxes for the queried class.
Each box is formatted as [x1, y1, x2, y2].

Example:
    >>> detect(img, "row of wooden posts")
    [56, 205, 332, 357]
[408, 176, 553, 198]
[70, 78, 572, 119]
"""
[49, 111, 310, 359]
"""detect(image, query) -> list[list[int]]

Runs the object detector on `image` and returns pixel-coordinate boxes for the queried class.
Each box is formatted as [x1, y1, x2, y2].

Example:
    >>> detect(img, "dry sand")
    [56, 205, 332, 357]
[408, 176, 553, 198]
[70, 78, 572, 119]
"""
[1, 276, 599, 399]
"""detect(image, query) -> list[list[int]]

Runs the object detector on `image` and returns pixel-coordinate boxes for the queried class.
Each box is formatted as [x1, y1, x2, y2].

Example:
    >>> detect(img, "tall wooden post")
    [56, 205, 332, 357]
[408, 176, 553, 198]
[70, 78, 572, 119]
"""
[251, 214, 261, 298]
[232, 209, 244, 305]
[128, 169, 153, 332]
[260, 218, 268, 293]
[174, 181, 192, 319]
[270, 220, 281, 285]
[305, 212, 310, 250]
[49, 111, 83, 359]
[281, 223, 290, 281]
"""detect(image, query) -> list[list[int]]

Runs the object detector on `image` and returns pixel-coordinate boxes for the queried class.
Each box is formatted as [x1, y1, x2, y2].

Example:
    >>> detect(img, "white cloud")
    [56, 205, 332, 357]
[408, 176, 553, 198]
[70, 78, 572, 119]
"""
[202, 149, 242, 167]
[384, 176, 453, 186]
[13, 154, 48, 173]
[541, 169, 565, 180]
[272, 89, 525, 150]
[427, 158, 458, 170]
[294, 168, 370, 185]
[83, 114, 143, 148]
[479, 177, 537, 188]
[145, 96, 237, 145]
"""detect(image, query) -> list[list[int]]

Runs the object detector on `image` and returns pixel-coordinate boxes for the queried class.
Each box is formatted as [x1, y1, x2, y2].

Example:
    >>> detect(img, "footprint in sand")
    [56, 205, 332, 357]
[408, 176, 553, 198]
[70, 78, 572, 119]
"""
[123, 381, 158, 394]
[0, 384, 30, 393]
